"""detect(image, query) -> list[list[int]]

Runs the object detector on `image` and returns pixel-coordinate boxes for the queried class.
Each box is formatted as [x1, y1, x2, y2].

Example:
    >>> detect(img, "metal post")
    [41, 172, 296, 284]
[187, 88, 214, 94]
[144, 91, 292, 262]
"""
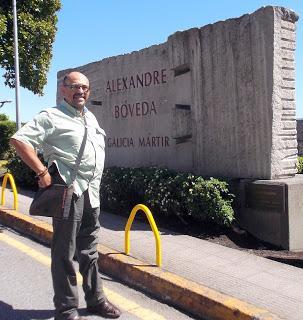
[12, 0, 21, 130]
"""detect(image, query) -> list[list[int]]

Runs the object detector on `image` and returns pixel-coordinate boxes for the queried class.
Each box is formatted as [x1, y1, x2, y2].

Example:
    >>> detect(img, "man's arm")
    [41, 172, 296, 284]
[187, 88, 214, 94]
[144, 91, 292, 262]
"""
[10, 138, 51, 188]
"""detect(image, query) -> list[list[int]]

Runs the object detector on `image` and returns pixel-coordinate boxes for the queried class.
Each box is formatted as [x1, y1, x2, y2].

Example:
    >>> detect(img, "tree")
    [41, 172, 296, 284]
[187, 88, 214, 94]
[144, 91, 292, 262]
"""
[0, 113, 9, 121]
[0, 113, 16, 159]
[0, 0, 61, 95]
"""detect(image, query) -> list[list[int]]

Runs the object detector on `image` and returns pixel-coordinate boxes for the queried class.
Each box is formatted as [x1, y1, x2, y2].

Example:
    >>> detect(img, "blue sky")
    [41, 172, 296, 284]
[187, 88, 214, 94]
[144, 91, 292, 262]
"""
[1, 0, 302, 122]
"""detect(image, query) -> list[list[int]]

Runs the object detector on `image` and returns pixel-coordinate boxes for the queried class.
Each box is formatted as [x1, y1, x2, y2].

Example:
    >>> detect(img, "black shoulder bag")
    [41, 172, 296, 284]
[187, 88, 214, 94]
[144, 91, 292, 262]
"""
[29, 118, 88, 219]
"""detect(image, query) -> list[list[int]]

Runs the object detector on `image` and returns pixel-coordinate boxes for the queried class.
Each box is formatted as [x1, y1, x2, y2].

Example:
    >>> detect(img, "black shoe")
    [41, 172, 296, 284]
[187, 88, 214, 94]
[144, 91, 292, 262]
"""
[87, 299, 121, 318]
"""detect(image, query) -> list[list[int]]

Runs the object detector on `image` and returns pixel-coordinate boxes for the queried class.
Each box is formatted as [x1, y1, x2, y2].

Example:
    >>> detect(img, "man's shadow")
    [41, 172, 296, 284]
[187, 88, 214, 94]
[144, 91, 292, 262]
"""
[0, 300, 53, 320]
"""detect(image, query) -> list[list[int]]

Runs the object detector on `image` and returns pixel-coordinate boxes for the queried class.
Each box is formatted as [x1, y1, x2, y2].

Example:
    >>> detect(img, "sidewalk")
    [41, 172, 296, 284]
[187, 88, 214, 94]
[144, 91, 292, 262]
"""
[1, 188, 303, 320]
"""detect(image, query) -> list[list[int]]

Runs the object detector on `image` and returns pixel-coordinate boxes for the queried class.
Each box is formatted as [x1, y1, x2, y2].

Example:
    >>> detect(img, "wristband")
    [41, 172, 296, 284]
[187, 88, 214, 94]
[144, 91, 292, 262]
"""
[35, 167, 48, 179]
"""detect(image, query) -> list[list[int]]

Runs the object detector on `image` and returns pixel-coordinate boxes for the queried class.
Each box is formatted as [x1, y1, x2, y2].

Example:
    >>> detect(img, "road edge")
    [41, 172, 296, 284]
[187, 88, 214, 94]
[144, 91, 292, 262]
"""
[0, 206, 282, 320]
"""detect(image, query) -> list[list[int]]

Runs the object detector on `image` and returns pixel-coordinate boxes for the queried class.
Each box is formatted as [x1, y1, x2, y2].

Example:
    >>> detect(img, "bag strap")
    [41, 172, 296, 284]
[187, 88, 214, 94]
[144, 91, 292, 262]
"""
[62, 115, 88, 219]
[70, 115, 88, 184]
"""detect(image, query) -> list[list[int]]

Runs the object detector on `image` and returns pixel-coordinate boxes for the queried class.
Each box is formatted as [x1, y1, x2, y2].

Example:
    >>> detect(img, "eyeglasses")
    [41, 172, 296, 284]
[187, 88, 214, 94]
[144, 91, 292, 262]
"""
[64, 84, 90, 93]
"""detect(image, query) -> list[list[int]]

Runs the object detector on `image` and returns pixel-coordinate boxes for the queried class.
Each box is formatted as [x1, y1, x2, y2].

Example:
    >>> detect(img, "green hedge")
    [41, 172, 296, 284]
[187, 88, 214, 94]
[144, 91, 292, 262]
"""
[100, 167, 235, 227]
[297, 156, 303, 174]
[6, 150, 46, 190]
[6, 154, 235, 227]
[0, 115, 16, 159]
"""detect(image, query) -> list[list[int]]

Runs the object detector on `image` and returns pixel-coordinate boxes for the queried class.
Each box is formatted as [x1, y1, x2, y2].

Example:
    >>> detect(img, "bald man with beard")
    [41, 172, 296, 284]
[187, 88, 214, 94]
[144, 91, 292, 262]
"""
[11, 71, 121, 320]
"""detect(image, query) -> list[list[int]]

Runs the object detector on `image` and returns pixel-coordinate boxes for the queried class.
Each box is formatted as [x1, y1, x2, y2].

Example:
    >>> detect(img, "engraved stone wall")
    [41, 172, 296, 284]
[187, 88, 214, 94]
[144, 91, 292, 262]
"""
[57, 6, 299, 179]
[271, 8, 298, 178]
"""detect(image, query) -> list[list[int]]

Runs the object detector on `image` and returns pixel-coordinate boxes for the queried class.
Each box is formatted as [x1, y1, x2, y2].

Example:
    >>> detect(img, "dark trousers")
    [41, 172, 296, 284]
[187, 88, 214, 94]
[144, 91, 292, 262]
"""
[50, 169, 105, 319]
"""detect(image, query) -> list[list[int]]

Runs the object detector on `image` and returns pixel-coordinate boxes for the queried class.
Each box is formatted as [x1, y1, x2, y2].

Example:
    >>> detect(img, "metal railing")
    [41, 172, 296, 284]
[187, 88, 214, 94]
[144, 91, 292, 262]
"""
[125, 204, 162, 267]
[1, 173, 18, 210]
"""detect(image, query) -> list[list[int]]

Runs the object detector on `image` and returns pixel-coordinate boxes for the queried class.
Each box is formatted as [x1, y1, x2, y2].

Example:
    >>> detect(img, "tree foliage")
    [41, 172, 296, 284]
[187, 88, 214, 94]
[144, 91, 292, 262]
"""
[0, 0, 61, 95]
[0, 113, 16, 159]
[0, 113, 9, 121]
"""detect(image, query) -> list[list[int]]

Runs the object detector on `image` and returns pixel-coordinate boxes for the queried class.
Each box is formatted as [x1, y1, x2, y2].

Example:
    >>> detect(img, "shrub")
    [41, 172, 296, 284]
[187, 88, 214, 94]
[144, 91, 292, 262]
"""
[0, 115, 16, 159]
[5, 155, 236, 227]
[6, 149, 46, 190]
[297, 156, 303, 174]
[100, 167, 147, 213]
[100, 167, 235, 227]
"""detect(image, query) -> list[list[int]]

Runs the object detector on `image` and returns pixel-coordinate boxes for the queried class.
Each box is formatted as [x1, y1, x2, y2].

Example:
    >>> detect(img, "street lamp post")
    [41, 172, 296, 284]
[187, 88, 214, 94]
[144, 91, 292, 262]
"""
[12, 0, 21, 130]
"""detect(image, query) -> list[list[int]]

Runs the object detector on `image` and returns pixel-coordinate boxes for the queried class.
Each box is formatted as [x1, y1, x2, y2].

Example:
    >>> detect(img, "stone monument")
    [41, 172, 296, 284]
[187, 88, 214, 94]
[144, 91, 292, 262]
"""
[58, 6, 302, 250]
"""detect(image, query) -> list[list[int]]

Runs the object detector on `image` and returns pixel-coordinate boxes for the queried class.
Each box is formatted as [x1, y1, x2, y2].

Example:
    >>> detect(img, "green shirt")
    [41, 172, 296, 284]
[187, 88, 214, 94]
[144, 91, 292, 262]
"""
[12, 99, 106, 208]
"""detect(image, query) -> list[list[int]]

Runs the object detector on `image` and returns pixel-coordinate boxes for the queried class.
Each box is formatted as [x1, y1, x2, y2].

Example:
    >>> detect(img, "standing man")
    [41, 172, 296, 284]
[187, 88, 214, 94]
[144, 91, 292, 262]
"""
[10, 71, 121, 320]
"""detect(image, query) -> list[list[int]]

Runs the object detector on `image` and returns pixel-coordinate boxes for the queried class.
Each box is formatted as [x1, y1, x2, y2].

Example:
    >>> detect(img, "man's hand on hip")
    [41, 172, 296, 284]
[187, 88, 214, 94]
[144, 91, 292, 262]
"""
[38, 172, 52, 188]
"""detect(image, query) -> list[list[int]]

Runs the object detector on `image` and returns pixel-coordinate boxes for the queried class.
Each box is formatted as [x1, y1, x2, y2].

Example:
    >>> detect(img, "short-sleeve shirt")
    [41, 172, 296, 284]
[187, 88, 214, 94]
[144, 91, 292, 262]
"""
[12, 99, 106, 208]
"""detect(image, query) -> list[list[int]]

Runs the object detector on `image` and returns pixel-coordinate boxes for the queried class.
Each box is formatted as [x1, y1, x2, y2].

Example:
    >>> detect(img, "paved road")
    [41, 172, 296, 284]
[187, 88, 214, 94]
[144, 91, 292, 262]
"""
[0, 225, 197, 320]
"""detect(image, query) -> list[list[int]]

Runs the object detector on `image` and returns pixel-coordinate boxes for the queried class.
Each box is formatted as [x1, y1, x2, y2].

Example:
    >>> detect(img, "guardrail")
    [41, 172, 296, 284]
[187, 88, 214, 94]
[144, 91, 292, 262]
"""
[125, 204, 162, 267]
[1, 173, 18, 210]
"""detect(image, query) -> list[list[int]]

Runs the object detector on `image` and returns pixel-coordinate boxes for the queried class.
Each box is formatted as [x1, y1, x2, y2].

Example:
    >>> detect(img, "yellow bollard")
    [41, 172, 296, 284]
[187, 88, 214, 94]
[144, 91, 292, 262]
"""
[125, 204, 162, 267]
[1, 173, 18, 210]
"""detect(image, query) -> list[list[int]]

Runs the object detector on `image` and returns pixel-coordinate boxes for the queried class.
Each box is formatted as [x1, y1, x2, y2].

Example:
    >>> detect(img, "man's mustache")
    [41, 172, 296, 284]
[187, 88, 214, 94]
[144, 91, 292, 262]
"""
[73, 93, 85, 98]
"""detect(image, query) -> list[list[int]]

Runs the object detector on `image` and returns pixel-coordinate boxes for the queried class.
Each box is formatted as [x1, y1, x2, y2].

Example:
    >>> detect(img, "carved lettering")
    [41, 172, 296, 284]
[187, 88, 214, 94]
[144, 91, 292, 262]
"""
[106, 81, 111, 92]
[122, 77, 128, 90]
[136, 74, 143, 87]
[153, 70, 160, 84]
[107, 136, 170, 148]
[113, 101, 157, 119]
[161, 68, 167, 83]
[117, 78, 122, 91]
[139, 136, 170, 147]
[107, 137, 134, 148]
[105, 69, 167, 93]
[129, 76, 135, 88]
[144, 72, 152, 86]
[111, 79, 117, 92]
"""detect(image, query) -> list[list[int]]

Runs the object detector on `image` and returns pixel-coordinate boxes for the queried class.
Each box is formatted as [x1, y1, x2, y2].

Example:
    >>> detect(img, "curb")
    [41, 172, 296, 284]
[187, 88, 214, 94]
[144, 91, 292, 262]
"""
[0, 206, 282, 320]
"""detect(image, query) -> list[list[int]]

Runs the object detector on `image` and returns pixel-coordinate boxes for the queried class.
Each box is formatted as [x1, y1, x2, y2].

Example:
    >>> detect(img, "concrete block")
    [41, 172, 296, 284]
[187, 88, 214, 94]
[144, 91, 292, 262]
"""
[237, 176, 303, 251]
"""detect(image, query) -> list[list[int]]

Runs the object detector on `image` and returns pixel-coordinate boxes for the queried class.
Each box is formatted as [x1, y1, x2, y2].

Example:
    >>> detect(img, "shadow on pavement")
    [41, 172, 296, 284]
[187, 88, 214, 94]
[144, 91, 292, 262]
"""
[267, 256, 303, 268]
[0, 300, 53, 320]
[99, 210, 181, 236]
